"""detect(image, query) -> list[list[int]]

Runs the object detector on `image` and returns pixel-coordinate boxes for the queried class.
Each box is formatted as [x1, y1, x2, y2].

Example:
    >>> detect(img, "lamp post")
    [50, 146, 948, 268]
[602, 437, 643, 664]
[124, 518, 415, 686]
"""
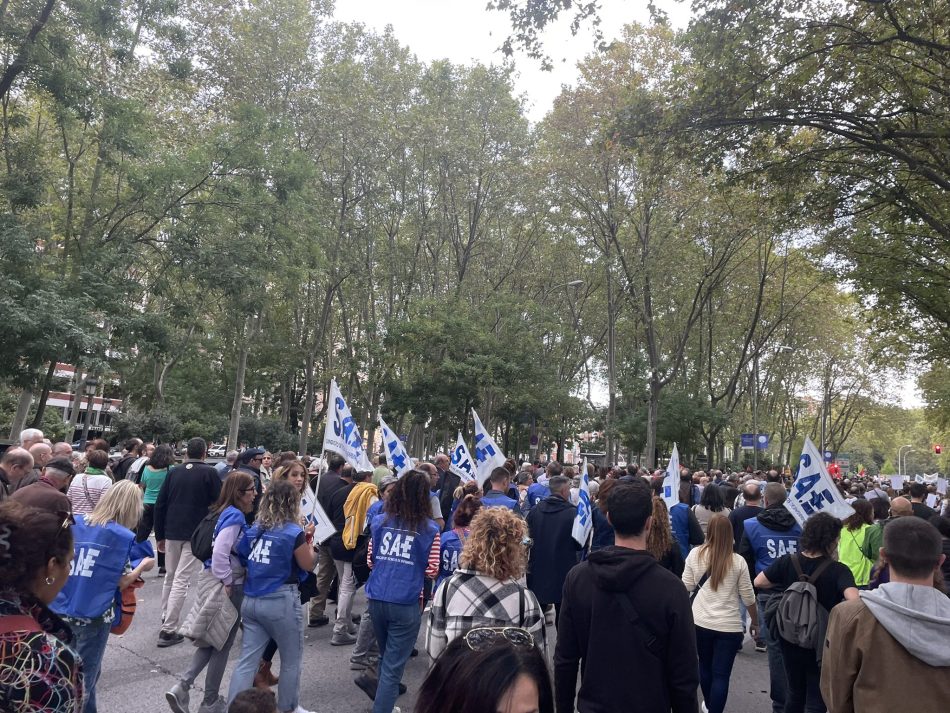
[897, 444, 913, 478]
[79, 375, 100, 451]
[752, 345, 794, 470]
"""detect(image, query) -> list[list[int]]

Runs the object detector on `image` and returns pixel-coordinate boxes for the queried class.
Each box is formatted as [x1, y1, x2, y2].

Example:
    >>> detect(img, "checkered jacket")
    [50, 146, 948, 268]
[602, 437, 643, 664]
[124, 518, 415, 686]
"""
[425, 568, 546, 659]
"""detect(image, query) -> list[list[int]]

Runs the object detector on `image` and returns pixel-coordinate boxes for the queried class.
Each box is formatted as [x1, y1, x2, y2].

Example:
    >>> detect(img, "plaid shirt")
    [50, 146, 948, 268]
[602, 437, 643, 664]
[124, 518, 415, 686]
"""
[425, 568, 546, 659]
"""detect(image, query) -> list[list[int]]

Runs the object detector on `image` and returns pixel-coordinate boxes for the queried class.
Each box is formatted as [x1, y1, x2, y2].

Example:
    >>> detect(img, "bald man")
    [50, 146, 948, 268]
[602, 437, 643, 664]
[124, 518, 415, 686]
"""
[862, 496, 913, 564]
[29, 442, 52, 469]
[51, 441, 73, 458]
[18, 428, 45, 450]
[0, 447, 35, 499]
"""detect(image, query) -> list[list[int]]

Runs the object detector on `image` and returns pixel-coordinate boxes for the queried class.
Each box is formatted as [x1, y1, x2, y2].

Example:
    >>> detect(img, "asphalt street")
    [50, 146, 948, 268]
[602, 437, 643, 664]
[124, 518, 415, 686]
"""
[97, 568, 774, 713]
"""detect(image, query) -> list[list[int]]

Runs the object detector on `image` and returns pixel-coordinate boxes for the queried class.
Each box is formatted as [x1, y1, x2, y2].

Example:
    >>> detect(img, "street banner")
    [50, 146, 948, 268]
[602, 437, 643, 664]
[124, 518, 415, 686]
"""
[322, 379, 373, 472]
[937, 478, 947, 495]
[379, 414, 412, 478]
[785, 437, 855, 527]
[450, 432, 476, 483]
[572, 458, 593, 548]
[890, 475, 904, 491]
[661, 443, 681, 510]
[472, 408, 506, 486]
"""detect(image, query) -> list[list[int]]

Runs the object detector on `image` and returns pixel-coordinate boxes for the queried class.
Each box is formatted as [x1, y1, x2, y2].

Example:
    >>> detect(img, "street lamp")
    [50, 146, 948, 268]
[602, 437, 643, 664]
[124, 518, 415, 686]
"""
[752, 344, 794, 470]
[79, 375, 100, 451]
[897, 444, 913, 477]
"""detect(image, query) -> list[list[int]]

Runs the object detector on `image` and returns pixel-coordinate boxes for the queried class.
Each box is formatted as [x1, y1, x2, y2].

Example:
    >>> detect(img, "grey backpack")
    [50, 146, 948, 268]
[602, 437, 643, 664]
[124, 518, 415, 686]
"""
[774, 555, 833, 655]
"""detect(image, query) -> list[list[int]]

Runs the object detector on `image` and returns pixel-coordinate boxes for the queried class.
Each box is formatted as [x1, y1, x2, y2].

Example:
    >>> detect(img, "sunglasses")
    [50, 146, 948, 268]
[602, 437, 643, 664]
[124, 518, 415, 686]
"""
[463, 627, 534, 652]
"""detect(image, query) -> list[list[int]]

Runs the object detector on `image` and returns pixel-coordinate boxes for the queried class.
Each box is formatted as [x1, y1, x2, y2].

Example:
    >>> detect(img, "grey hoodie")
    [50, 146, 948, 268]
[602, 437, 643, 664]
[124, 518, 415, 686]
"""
[860, 582, 950, 667]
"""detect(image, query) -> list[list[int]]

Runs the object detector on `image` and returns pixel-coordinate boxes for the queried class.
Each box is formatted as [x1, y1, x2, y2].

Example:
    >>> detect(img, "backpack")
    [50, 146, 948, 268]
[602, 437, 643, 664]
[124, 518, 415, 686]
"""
[771, 555, 833, 654]
[190, 510, 222, 562]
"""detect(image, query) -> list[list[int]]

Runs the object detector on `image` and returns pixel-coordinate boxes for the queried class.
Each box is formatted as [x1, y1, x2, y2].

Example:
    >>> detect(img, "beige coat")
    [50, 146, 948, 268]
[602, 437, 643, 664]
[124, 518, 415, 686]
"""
[180, 569, 238, 650]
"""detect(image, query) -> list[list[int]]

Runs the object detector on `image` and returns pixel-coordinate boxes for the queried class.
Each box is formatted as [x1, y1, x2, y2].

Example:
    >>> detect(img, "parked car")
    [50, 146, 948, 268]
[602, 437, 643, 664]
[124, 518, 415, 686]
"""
[208, 444, 226, 457]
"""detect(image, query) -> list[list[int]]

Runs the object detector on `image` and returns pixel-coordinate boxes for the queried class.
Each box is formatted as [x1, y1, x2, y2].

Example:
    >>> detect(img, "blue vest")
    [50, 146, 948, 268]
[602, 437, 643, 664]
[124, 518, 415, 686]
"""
[240, 522, 305, 597]
[436, 529, 468, 589]
[526, 482, 550, 510]
[744, 518, 802, 574]
[205, 506, 247, 568]
[53, 515, 134, 620]
[670, 503, 691, 559]
[365, 514, 439, 605]
[482, 490, 519, 511]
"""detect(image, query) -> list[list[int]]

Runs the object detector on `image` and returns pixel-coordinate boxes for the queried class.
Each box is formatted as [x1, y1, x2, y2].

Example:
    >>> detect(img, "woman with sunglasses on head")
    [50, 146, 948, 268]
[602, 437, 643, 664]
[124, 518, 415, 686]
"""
[0, 501, 83, 713]
[227, 479, 316, 713]
[52, 480, 155, 713]
[416, 629, 553, 713]
[166, 471, 256, 713]
[358, 470, 441, 713]
[426, 507, 545, 660]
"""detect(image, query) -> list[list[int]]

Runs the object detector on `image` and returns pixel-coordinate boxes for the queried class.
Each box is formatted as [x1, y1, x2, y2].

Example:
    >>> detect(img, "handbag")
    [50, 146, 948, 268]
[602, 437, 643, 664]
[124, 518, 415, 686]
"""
[111, 578, 144, 635]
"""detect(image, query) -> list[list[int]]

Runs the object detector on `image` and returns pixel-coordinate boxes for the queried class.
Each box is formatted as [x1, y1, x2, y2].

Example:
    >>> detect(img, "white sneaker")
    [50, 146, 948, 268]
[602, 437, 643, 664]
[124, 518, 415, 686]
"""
[293, 707, 316, 713]
[701, 702, 708, 713]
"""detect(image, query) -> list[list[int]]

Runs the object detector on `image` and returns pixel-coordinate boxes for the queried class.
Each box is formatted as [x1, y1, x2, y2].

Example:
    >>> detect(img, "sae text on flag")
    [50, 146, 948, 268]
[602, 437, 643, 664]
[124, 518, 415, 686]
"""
[322, 379, 373, 472]
[472, 408, 506, 486]
[572, 459, 593, 548]
[661, 443, 681, 510]
[379, 414, 412, 478]
[785, 436, 855, 527]
[450, 432, 476, 483]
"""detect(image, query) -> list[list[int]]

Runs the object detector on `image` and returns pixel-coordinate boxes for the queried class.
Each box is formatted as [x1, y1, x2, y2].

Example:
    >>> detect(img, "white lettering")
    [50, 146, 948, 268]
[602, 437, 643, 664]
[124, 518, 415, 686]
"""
[249, 539, 272, 564]
[70, 547, 101, 578]
[379, 531, 394, 556]
[766, 538, 798, 559]
[399, 534, 415, 559]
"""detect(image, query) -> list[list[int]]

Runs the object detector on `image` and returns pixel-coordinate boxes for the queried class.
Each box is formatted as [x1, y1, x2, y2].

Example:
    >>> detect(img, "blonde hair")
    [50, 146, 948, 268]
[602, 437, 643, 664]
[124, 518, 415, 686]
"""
[256, 479, 301, 530]
[459, 507, 528, 581]
[86, 480, 143, 530]
[272, 460, 307, 483]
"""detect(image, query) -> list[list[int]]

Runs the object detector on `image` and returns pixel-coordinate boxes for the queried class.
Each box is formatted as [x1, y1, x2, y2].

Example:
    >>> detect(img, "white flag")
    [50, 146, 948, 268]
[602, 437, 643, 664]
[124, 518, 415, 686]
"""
[301, 484, 336, 543]
[449, 432, 476, 483]
[379, 414, 412, 478]
[572, 458, 593, 547]
[661, 443, 681, 510]
[472, 408, 506, 487]
[322, 379, 373, 472]
[785, 436, 855, 527]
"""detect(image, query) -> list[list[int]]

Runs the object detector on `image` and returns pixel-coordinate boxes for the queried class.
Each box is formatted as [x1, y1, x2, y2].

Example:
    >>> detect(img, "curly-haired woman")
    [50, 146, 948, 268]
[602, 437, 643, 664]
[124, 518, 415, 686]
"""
[0, 501, 83, 713]
[435, 494, 482, 589]
[647, 497, 685, 576]
[425, 506, 545, 660]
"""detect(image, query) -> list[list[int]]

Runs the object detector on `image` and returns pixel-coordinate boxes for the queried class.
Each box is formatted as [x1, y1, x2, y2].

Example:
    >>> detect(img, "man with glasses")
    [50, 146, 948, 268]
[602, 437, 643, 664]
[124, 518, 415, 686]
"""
[154, 437, 221, 647]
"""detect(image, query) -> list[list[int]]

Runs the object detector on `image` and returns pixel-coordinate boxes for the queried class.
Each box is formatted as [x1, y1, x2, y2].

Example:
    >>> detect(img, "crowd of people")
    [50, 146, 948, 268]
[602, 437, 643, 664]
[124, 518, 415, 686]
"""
[1, 427, 949, 713]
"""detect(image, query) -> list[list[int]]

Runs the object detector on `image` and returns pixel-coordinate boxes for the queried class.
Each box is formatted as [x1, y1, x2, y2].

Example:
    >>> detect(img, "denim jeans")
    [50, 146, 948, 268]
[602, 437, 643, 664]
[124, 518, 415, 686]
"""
[780, 640, 825, 713]
[352, 610, 379, 660]
[332, 559, 357, 636]
[72, 618, 112, 713]
[182, 584, 244, 704]
[368, 598, 422, 713]
[228, 585, 304, 712]
[758, 591, 787, 713]
[695, 626, 743, 713]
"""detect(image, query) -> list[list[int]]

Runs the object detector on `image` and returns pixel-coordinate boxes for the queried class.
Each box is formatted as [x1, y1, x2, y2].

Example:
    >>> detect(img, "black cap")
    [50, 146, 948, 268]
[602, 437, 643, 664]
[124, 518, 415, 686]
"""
[45, 457, 76, 477]
[238, 448, 265, 464]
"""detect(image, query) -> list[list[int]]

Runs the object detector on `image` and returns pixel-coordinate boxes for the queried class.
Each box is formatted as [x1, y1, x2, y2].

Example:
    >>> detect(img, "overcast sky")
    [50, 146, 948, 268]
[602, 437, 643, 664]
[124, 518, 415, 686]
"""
[334, 0, 691, 122]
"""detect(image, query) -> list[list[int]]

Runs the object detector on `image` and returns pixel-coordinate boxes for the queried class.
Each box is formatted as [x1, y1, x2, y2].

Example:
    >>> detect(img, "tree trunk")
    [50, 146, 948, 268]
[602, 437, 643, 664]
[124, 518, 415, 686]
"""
[67, 371, 84, 435]
[30, 359, 57, 428]
[228, 328, 251, 450]
[645, 381, 660, 469]
[9, 386, 33, 439]
[298, 355, 315, 456]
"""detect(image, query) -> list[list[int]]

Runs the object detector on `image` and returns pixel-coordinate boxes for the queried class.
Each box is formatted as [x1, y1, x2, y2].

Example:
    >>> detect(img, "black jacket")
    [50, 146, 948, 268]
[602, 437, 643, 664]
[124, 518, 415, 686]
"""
[526, 494, 581, 604]
[728, 504, 764, 550]
[436, 468, 460, 531]
[554, 547, 699, 713]
[154, 461, 221, 541]
[112, 454, 137, 481]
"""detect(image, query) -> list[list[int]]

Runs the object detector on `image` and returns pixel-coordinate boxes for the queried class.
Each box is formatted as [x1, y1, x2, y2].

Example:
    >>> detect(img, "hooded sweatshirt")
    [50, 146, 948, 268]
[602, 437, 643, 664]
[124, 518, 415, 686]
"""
[525, 494, 581, 604]
[820, 582, 950, 713]
[554, 547, 698, 713]
[738, 504, 802, 578]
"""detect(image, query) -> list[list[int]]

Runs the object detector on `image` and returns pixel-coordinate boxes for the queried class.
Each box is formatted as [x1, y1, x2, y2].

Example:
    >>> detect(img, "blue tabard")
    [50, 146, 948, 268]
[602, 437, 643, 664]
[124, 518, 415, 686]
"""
[744, 518, 802, 574]
[435, 528, 469, 589]
[365, 514, 439, 605]
[239, 521, 305, 597]
[53, 515, 134, 620]
[670, 503, 691, 559]
[204, 505, 248, 568]
[482, 491, 519, 511]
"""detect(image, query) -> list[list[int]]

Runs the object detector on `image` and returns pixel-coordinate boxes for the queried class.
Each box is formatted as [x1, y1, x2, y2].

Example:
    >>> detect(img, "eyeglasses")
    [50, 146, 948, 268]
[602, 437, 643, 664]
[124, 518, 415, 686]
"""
[463, 627, 534, 652]
[241, 487, 256, 494]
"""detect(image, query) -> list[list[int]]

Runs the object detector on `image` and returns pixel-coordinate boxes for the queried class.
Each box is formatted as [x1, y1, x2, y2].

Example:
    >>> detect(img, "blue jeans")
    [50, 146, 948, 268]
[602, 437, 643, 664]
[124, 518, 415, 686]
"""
[758, 591, 787, 713]
[228, 585, 304, 712]
[72, 618, 112, 713]
[368, 599, 421, 713]
[182, 584, 244, 704]
[695, 626, 743, 713]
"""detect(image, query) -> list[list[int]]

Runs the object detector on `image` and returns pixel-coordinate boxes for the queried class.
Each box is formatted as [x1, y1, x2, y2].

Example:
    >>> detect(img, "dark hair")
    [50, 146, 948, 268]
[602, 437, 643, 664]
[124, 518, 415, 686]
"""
[273, 451, 298, 469]
[799, 512, 842, 556]
[503, 458, 517, 475]
[871, 496, 890, 521]
[87, 438, 110, 453]
[545, 460, 563, 477]
[228, 688, 277, 713]
[596, 478, 617, 508]
[384, 469, 432, 531]
[844, 499, 873, 530]
[124, 438, 143, 454]
[883, 516, 943, 578]
[699, 483, 726, 512]
[87, 449, 109, 469]
[378, 454, 387, 465]
[353, 470, 371, 483]
[213, 471, 254, 514]
[415, 636, 553, 713]
[516, 472, 532, 486]
[742, 482, 761, 502]
[149, 444, 175, 470]
[0, 501, 73, 594]
[605, 480, 653, 536]
[489, 467, 510, 485]
[908, 482, 927, 499]
[186, 437, 207, 459]
[452, 494, 482, 528]
[327, 454, 345, 472]
[934, 516, 950, 539]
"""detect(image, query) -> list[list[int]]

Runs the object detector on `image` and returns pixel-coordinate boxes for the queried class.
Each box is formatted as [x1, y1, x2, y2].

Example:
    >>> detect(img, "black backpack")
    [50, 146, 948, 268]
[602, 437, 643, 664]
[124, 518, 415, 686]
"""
[190, 511, 221, 561]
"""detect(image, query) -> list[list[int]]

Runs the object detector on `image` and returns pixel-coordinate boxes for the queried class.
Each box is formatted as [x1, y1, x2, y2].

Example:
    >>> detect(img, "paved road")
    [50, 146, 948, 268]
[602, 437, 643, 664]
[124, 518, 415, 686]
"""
[98, 570, 773, 713]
